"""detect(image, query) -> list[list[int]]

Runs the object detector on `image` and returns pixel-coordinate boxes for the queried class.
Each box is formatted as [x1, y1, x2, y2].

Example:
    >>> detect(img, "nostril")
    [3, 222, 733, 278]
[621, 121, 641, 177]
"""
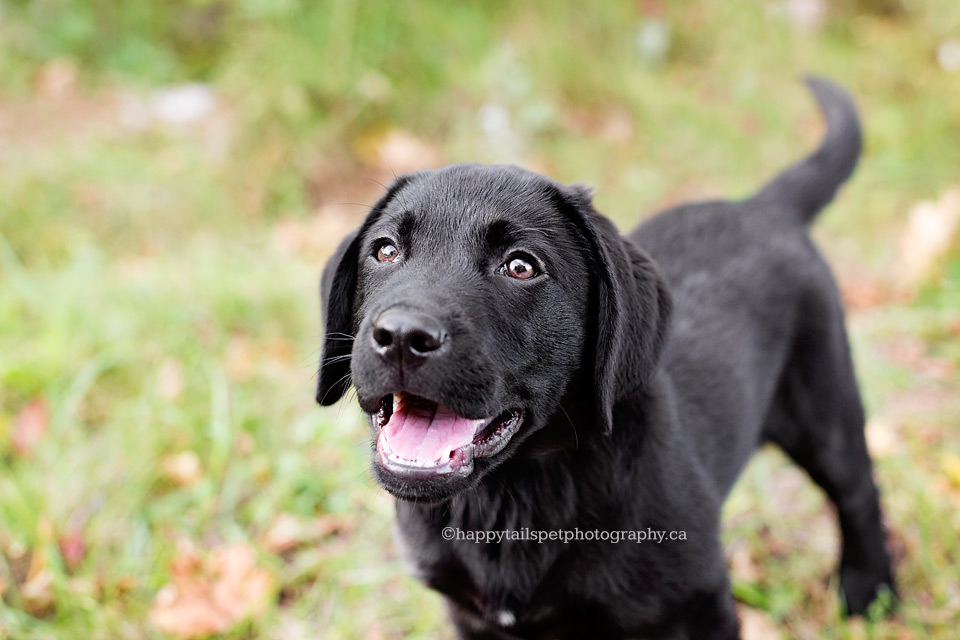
[409, 330, 442, 355]
[373, 327, 394, 348]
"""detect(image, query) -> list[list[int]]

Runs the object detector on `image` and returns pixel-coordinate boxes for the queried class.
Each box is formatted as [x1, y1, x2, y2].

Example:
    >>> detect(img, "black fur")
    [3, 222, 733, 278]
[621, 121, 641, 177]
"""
[315, 77, 895, 639]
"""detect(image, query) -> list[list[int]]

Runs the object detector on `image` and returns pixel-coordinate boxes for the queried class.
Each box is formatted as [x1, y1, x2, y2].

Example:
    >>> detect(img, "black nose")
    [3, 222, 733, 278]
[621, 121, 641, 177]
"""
[371, 308, 447, 367]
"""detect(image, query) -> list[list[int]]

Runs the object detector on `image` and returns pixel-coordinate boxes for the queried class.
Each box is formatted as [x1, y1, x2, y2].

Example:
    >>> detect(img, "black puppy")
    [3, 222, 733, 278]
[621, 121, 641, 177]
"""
[315, 77, 895, 639]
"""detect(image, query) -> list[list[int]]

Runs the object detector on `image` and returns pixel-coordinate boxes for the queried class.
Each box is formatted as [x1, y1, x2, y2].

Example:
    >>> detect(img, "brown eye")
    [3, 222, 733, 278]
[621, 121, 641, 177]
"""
[504, 256, 536, 280]
[377, 243, 399, 263]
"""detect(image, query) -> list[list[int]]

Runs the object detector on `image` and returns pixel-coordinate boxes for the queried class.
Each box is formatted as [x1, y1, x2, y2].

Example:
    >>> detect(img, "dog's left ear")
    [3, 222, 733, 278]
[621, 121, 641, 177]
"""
[315, 176, 412, 405]
[559, 184, 673, 434]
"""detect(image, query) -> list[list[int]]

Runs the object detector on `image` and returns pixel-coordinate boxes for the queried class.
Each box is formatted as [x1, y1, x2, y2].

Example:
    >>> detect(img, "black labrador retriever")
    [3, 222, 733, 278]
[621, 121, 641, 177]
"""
[315, 77, 895, 639]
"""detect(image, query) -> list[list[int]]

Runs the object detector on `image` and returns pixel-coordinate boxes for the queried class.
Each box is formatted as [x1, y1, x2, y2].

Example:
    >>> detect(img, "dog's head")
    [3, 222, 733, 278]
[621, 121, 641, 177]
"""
[316, 164, 671, 501]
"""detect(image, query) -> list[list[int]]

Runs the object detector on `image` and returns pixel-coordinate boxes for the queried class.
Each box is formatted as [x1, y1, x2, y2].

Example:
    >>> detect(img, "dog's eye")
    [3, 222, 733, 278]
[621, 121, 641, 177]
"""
[377, 242, 400, 263]
[500, 255, 537, 280]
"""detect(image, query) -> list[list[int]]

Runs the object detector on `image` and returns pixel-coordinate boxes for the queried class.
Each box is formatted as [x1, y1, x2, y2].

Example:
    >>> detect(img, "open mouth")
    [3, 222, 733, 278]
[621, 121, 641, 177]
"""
[374, 392, 524, 477]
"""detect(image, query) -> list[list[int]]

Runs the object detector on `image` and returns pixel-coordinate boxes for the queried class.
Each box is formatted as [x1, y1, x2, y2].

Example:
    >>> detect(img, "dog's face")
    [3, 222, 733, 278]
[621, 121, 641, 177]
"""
[316, 164, 671, 501]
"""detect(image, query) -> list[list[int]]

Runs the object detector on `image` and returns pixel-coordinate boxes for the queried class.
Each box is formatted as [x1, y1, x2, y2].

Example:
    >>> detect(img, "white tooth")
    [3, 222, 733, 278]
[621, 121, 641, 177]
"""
[393, 393, 402, 409]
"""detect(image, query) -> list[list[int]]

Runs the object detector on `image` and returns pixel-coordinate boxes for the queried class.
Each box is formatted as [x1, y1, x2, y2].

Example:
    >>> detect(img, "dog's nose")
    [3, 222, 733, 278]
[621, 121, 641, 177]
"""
[371, 309, 446, 367]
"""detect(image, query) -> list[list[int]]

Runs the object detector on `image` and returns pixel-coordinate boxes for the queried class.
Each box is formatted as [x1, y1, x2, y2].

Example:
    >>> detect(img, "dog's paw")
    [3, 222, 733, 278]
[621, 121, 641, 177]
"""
[840, 563, 896, 617]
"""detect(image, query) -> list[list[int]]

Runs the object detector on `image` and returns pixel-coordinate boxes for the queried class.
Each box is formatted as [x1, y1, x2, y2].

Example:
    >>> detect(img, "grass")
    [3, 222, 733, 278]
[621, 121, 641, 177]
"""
[1, 1, 959, 638]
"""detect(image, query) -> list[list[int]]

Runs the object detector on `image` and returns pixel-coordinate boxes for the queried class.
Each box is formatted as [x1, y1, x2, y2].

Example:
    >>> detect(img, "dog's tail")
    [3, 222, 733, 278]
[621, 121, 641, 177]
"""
[752, 76, 862, 225]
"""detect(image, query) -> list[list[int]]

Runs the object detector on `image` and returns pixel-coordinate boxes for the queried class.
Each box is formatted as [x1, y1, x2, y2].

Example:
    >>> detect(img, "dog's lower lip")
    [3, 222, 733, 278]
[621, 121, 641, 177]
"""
[374, 393, 524, 477]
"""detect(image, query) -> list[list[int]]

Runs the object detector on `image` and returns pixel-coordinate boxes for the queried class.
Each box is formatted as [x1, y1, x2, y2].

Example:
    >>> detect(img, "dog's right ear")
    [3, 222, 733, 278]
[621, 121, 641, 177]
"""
[556, 184, 673, 435]
[315, 176, 412, 406]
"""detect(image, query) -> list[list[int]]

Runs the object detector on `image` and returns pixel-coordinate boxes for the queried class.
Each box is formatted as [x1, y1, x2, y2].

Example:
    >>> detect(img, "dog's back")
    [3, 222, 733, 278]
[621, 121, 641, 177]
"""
[630, 77, 863, 495]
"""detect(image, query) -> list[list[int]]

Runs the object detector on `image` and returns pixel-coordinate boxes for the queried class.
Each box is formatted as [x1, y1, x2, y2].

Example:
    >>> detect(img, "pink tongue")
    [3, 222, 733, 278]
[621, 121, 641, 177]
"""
[381, 400, 486, 463]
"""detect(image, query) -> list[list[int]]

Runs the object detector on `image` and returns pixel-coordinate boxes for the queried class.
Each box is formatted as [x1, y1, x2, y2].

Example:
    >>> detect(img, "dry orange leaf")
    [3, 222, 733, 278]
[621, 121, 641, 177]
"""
[738, 605, 781, 640]
[865, 418, 900, 458]
[372, 129, 441, 174]
[12, 398, 49, 456]
[728, 543, 761, 582]
[150, 542, 274, 639]
[156, 359, 186, 401]
[942, 453, 960, 491]
[896, 188, 960, 287]
[21, 569, 55, 616]
[160, 451, 203, 487]
[58, 530, 87, 571]
[260, 513, 353, 555]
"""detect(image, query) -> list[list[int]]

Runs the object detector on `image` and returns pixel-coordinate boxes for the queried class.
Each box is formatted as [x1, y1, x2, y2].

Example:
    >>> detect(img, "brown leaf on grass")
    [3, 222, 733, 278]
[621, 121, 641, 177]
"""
[12, 398, 49, 457]
[224, 335, 257, 381]
[260, 513, 354, 555]
[156, 359, 186, 401]
[66, 576, 100, 601]
[737, 605, 781, 640]
[20, 569, 55, 616]
[896, 188, 960, 288]
[839, 274, 887, 312]
[942, 453, 960, 492]
[160, 451, 203, 487]
[865, 418, 901, 458]
[727, 543, 761, 582]
[271, 203, 361, 260]
[371, 130, 441, 174]
[149, 542, 274, 639]
[563, 108, 635, 143]
[35, 58, 78, 101]
[57, 530, 86, 572]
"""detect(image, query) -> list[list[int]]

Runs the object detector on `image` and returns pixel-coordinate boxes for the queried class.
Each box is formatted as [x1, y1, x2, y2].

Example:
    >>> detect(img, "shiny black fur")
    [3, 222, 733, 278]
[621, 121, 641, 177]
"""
[315, 77, 895, 639]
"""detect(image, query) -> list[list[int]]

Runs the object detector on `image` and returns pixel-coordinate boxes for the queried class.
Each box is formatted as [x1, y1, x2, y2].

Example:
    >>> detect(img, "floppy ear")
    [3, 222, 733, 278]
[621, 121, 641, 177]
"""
[315, 176, 412, 405]
[560, 184, 673, 434]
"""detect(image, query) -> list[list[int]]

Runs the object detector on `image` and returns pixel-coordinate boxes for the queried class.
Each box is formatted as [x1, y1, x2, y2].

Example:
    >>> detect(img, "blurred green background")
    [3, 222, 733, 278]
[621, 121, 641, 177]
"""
[1, 1, 959, 639]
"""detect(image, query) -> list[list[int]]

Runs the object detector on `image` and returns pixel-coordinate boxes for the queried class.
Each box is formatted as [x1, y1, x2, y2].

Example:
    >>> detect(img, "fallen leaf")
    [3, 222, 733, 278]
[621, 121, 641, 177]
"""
[271, 203, 362, 260]
[896, 188, 960, 288]
[149, 542, 274, 639]
[728, 543, 761, 582]
[58, 530, 86, 571]
[21, 569, 55, 616]
[234, 431, 255, 456]
[149, 84, 217, 127]
[938, 39, 960, 72]
[865, 419, 900, 458]
[156, 359, 185, 401]
[114, 574, 140, 594]
[738, 605, 781, 640]
[783, 0, 826, 33]
[942, 453, 960, 491]
[260, 513, 353, 555]
[12, 398, 49, 456]
[372, 129, 441, 174]
[160, 451, 203, 487]
[839, 274, 886, 311]
[67, 576, 100, 601]
[35, 58, 78, 100]
[261, 513, 304, 555]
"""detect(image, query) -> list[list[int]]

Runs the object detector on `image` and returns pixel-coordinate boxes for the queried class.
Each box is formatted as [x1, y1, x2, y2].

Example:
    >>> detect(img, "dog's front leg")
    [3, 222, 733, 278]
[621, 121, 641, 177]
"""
[668, 587, 740, 640]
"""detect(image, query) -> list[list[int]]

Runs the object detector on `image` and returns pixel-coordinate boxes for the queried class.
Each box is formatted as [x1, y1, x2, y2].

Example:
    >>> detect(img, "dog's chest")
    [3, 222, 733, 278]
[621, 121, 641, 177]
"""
[395, 499, 608, 631]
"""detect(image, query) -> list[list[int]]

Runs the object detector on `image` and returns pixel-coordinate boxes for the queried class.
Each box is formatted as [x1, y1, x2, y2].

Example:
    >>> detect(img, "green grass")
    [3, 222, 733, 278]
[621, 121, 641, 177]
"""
[1, 1, 959, 638]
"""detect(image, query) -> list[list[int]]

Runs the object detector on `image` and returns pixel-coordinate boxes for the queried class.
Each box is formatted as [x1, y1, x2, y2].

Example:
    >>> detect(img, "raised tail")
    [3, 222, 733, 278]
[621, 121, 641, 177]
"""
[753, 76, 862, 225]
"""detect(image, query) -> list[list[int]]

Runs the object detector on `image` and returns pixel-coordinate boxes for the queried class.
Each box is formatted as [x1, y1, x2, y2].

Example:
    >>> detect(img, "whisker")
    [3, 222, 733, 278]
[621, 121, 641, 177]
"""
[337, 202, 376, 211]
[558, 405, 579, 450]
[317, 371, 353, 405]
